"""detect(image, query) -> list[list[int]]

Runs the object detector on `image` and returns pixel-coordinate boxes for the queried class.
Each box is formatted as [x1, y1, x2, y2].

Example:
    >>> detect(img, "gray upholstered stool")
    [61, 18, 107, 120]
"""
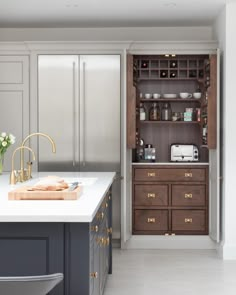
[0, 273, 63, 295]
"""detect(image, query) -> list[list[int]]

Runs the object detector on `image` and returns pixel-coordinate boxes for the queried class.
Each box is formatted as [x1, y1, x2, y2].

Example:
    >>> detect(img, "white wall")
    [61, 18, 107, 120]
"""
[213, 2, 236, 259]
[0, 27, 213, 42]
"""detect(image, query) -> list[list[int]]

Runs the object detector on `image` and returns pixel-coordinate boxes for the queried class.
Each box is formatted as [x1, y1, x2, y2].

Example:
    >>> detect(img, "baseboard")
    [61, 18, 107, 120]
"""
[112, 238, 121, 248]
[122, 235, 217, 250]
[220, 244, 236, 260]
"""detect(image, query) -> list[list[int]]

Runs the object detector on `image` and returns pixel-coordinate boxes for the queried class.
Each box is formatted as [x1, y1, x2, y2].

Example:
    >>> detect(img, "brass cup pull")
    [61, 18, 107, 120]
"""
[147, 172, 156, 177]
[90, 272, 98, 278]
[147, 218, 156, 223]
[147, 193, 156, 199]
[185, 172, 193, 178]
[185, 218, 193, 223]
[185, 193, 193, 199]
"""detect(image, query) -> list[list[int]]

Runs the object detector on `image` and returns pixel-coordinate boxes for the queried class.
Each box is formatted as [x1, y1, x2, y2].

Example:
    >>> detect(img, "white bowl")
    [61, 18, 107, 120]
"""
[153, 93, 161, 99]
[144, 93, 152, 99]
[193, 92, 202, 99]
[163, 94, 177, 99]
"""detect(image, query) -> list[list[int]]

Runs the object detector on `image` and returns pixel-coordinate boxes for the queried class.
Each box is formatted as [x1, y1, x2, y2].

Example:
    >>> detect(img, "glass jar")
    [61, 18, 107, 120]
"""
[149, 103, 160, 121]
[139, 103, 147, 121]
[161, 102, 172, 121]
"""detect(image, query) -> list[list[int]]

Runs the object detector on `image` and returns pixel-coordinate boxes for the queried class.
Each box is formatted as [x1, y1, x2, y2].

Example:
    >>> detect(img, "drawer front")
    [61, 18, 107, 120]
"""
[134, 168, 206, 182]
[172, 185, 206, 206]
[134, 210, 168, 231]
[172, 210, 206, 231]
[134, 184, 168, 206]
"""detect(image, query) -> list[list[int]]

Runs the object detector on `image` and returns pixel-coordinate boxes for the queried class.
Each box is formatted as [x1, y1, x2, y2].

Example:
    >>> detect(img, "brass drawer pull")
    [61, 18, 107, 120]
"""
[185, 193, 193, 199]
[147, 193, 156, 199]
[185, 218, 193, 223]
[90, 272, 98, 279]
[185, 172, 193, 178]
[147, 172, 156, 177]
[147, 218, 156, 223]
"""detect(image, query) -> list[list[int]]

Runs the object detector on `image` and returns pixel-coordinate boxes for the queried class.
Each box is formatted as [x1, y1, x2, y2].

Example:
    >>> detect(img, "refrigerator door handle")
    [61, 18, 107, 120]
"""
[72, 61, 76, 167]
[82, 61, 86, 167]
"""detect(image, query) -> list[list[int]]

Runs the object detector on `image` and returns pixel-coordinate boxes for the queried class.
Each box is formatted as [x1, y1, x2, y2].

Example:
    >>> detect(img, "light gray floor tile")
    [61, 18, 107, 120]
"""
[104, 249, 236, 295]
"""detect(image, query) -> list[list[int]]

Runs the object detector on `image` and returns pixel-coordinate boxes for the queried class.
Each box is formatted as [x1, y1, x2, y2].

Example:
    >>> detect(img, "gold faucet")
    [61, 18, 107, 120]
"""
[10, 146, 36, 185]
[20, 132, 56, 182]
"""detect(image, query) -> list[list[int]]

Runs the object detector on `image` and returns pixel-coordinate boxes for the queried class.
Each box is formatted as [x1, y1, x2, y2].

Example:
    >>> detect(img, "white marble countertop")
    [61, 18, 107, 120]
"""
[0, 172, 115, 222]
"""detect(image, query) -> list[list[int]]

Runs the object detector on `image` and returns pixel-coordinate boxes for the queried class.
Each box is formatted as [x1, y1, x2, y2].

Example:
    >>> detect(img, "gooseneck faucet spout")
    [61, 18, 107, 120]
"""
[21, 132, 56, 153]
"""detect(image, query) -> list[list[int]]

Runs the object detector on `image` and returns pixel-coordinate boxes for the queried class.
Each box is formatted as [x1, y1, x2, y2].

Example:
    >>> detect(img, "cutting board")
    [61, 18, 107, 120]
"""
[8, 186, 81, 200]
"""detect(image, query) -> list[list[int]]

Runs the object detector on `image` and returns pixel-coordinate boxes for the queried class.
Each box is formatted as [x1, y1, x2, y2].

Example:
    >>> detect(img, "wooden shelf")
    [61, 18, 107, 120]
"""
[140, 121, 200, 124]
[138, 78, 201, 81]
[140, 98, 201, 103]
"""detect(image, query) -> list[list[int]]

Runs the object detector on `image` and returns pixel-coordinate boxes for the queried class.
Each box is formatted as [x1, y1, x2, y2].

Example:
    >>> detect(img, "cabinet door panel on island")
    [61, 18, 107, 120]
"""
[0, 223, 64, 295]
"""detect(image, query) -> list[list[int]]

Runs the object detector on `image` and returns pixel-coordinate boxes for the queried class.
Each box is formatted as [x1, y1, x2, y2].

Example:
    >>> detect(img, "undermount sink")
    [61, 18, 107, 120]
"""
[63, 177, 97, 186]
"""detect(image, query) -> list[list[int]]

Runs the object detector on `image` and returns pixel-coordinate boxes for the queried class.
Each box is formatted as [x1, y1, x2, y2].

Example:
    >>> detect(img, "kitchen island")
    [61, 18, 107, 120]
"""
[0, 172, 115, 295]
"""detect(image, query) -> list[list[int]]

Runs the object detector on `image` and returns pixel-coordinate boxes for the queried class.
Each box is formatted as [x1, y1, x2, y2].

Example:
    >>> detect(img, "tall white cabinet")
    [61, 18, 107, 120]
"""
[0, 56, 29, 171]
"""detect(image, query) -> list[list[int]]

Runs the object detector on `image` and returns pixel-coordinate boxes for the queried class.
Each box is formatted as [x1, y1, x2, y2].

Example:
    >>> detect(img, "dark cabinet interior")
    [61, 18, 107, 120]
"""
[127, 54, 217, 163]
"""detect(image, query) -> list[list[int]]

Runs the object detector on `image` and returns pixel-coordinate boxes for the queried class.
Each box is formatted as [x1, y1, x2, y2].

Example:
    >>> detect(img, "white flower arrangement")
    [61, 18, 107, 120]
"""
[0, 132, 16, 155]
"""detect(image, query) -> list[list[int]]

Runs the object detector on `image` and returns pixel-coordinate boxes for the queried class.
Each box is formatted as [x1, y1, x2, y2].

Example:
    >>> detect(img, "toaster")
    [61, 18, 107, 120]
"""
[170, 144, 199, 162]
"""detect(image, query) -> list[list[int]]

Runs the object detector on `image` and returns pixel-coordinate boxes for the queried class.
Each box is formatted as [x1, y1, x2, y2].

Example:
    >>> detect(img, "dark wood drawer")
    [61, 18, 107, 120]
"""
[134, 168, 206, 182]
[134, 210, 168, 231]
[172, 210, 206, 231]
[172, 185, 206, 206]
[134, 184, 168, 206]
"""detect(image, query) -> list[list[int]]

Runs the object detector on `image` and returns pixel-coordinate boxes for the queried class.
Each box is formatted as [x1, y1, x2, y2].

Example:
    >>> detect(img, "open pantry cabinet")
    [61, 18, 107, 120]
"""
[124, 48, 220, 248]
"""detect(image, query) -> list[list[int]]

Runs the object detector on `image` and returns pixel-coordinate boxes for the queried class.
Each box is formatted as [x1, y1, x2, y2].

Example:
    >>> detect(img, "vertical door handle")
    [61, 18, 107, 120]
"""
[82, 61, 86, 167]
[72, 62, 76, 167]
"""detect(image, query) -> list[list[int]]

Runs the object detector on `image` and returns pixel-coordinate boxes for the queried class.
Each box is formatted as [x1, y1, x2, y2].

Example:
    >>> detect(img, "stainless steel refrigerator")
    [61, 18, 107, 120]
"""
[38, 55, 121, 237]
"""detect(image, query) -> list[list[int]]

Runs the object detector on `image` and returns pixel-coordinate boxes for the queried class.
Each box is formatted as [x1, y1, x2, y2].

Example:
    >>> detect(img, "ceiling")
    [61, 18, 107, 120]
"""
[0, 0, 229, 28]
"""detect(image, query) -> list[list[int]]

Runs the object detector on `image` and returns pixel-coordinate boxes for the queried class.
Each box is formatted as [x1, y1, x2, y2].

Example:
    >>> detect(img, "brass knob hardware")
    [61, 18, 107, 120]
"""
[96, 212, 104, 220]
[147, 193, 156, 199]
[185, 218, 193, 223]
[105, 237, 110, 246]
[107, 227, 112, 234]
[102, 202, 108, 209]
[147, 218, 156, 223]
[147, 172, 155, 177]
[185, 172, 193, 178]
[185, 193, 193, 199]
[91, 225, 99, 232]
[90, 272, 98, 278]
[99, 237, 110, 246]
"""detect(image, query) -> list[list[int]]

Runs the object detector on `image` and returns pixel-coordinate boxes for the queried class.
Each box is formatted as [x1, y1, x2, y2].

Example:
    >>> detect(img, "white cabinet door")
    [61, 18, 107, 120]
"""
[0, 56, 29, 171]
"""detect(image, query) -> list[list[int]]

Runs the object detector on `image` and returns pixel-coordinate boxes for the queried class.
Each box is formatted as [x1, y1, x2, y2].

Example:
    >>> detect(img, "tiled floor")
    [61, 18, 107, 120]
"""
[104, 249, 236, 295]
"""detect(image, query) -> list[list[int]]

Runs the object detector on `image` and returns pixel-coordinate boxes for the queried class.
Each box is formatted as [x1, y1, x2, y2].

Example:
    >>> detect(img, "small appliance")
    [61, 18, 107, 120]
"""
[170, 144, 199, 162]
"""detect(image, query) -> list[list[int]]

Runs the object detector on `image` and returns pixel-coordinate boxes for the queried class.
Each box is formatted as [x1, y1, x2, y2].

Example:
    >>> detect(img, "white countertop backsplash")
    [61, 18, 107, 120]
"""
[0, 172, 115, 222]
